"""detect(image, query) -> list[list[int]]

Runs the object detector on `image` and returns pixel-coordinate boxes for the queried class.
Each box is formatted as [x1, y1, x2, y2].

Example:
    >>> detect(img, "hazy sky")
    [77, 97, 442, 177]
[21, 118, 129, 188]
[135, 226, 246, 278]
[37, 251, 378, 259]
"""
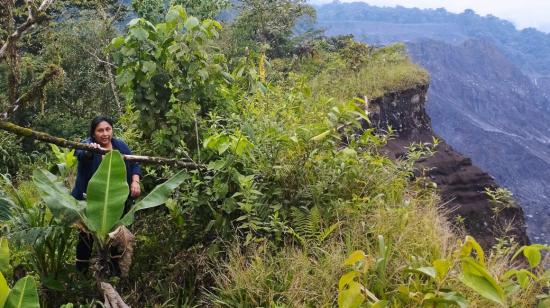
[310, 1, 550, 32]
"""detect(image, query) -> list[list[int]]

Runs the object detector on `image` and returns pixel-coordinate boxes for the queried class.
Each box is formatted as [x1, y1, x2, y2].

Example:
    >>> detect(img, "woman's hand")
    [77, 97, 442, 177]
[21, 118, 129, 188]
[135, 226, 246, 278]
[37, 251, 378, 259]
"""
[130, 180, 141, 198]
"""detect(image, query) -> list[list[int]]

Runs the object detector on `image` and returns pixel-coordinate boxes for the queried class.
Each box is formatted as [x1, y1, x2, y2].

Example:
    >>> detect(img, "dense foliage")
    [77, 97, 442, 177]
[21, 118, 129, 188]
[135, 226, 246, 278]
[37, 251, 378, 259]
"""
[0, 1, 548, 307]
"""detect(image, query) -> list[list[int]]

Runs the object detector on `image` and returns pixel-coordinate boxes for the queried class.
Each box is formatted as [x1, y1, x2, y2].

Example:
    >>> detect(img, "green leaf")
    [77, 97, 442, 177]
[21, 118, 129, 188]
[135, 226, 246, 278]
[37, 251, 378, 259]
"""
[0, 195, 14, 221]
[460, 236, 486, 266]
[165, 5, 187, 24]
[110, 36, 125, 49]
[185, 17, 199, 30]
[4, 276, 40, 308]
[339, 271, 359, 291]
[42, 276, 64, 291]
[368, 300, 388, 308]
[116, 70, 135, 86]
[33, 169, 84, 224]
[433, 259, 451, 281]
[340, 148, 357, 157]
[119, 170, 188, 226]
[142, 61, 157, 74]
[344, 250, 367, 266]
[424, 291, 468, 308]
[128, 18, 140, 27]
[338, 281, 364, 308]
[0, 238, 8, 274]
[459, 258, 505, 305]
[459, 272, 505, 305]
[0, 272, 9, 307]
[130, 27, 149, 41]
[407, 266, 437, 279]
[85, 151, 129, 238]
[523, 246, 542, 268]
[233, 137, 253, 156]
[504, 269, 537, 289]
[515, 270, 530, 289]
[65, 149, 76, 169]
[311, 129, 332, 142]
[50, 144, 63, 161]
[538, 296, 550, 308]
[217, 136, 231, 155]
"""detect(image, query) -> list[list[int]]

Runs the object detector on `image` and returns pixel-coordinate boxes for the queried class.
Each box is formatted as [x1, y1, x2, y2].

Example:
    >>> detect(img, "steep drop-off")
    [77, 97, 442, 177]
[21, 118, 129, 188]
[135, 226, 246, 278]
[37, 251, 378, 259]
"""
[367, 84, 530, 248]
[406, 40, 550, 244]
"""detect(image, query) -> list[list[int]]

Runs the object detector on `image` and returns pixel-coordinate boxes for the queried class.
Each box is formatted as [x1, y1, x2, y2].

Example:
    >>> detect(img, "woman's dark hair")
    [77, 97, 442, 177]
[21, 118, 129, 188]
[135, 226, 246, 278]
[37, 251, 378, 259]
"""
[89, 116, 114, 141]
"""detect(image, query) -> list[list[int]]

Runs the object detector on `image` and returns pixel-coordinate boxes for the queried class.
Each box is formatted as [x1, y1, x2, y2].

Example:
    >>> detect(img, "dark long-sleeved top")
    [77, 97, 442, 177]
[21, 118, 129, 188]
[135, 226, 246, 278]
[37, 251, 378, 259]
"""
[71, 138, 141, 200]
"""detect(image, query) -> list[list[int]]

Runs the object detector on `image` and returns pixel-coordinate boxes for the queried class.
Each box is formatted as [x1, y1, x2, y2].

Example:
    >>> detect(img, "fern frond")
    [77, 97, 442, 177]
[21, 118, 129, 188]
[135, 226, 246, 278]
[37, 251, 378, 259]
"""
[318, 222, 339, 243]
[286, 226, 306, 246]
[309, 206, 322, 238]
[290, 206, 310, 238]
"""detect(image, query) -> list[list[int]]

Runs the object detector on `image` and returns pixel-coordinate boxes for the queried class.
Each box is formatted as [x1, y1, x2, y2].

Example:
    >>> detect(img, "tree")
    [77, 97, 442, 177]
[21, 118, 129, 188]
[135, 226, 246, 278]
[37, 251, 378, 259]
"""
[132, 0, 230, 22]
[111, 5, 231, 155]
[231, 0, 316, 57]
[0, 0, 59, 124]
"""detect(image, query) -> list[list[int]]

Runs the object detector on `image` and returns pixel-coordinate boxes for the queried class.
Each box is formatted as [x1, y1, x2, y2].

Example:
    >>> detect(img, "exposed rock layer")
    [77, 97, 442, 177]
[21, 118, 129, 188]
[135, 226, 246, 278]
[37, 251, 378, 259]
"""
[368, 85, 530, 248]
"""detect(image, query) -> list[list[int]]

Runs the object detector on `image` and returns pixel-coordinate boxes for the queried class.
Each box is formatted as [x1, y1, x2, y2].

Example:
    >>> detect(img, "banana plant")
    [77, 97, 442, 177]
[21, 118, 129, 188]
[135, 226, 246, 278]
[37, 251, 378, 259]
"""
[0, 238, 40, 308]
[32, 150, 187, 273]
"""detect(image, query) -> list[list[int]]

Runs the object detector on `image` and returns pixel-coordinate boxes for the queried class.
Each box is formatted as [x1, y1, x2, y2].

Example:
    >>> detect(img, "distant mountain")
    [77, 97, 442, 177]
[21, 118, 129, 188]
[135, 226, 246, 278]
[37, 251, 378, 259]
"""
[315, 2, 550, 243]
[316, 2, 550, 82]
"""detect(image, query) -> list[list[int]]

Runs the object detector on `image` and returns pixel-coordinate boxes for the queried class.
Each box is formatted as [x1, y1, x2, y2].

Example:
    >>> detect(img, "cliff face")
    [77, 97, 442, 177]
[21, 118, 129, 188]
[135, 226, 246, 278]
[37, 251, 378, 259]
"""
[368, 84, 530, 248]
[406, 40, 550, 245]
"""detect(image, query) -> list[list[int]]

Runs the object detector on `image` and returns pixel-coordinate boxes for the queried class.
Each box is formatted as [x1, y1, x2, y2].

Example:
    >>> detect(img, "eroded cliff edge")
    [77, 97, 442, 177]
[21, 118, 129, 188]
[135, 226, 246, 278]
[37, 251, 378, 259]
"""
[367, 84, 530, 248]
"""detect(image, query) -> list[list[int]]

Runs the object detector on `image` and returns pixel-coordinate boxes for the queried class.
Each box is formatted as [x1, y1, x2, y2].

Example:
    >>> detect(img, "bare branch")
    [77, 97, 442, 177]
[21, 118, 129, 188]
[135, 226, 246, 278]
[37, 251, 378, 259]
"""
[0, 120, 205, 170]
[0, 0, 56, 60]
[83, 47, 115, 67]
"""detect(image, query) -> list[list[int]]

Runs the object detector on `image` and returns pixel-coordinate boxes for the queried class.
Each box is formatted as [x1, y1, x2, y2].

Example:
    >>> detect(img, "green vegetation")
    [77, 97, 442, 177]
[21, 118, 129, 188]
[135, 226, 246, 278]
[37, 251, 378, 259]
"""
[0, 1, 547, 307]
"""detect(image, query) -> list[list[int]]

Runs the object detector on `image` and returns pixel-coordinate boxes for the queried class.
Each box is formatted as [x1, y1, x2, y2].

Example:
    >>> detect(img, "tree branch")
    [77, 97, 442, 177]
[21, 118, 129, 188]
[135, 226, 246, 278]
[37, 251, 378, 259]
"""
[0, 120, 205, 170]
[0, 0, 56, 61]
[7, 64, 63, 117]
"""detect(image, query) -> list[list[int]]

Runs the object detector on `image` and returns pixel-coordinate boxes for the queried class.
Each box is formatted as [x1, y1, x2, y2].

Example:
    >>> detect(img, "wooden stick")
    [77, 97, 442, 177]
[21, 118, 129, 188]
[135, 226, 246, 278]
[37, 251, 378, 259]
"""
[0, 120, 205, 170]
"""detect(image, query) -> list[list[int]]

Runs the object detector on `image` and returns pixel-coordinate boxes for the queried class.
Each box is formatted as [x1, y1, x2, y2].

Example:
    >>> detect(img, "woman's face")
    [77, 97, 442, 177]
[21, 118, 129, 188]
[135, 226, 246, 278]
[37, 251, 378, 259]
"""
[93, 121, 113, 147]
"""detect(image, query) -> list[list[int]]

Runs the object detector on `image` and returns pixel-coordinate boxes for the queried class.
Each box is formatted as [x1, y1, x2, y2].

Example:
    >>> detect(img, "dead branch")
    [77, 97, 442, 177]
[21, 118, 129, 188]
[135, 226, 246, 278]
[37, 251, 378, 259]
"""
[0, 0, 56, 60]
[0, 120, 205, 170]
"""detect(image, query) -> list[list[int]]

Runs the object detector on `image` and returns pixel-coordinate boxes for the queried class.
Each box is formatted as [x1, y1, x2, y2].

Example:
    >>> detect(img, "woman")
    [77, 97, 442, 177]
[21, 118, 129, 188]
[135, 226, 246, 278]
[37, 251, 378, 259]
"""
[71, 116, 141, 272]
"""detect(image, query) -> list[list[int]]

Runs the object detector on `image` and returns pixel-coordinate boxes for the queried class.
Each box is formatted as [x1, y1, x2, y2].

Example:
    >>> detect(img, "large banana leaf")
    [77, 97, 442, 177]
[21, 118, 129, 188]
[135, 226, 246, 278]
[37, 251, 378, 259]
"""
[119, 170, 188, 226]
[85, 151, 129, 238]
[33, 169, 85, 224]
[0, 272, 9, 307]
[4, 276, 40, 308]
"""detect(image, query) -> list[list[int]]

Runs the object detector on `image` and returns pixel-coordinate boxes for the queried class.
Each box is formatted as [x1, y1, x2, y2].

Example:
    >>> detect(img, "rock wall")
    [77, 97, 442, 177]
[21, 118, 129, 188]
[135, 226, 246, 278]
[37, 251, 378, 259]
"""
[368, 84, 530, 248]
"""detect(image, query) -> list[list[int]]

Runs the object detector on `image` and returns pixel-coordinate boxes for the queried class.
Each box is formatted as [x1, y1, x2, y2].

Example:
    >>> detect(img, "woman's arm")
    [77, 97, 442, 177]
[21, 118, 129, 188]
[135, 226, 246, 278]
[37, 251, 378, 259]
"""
[115, 139, 142, 197]
[75, 139, 98, 161]
[130, 174, 141, 198]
